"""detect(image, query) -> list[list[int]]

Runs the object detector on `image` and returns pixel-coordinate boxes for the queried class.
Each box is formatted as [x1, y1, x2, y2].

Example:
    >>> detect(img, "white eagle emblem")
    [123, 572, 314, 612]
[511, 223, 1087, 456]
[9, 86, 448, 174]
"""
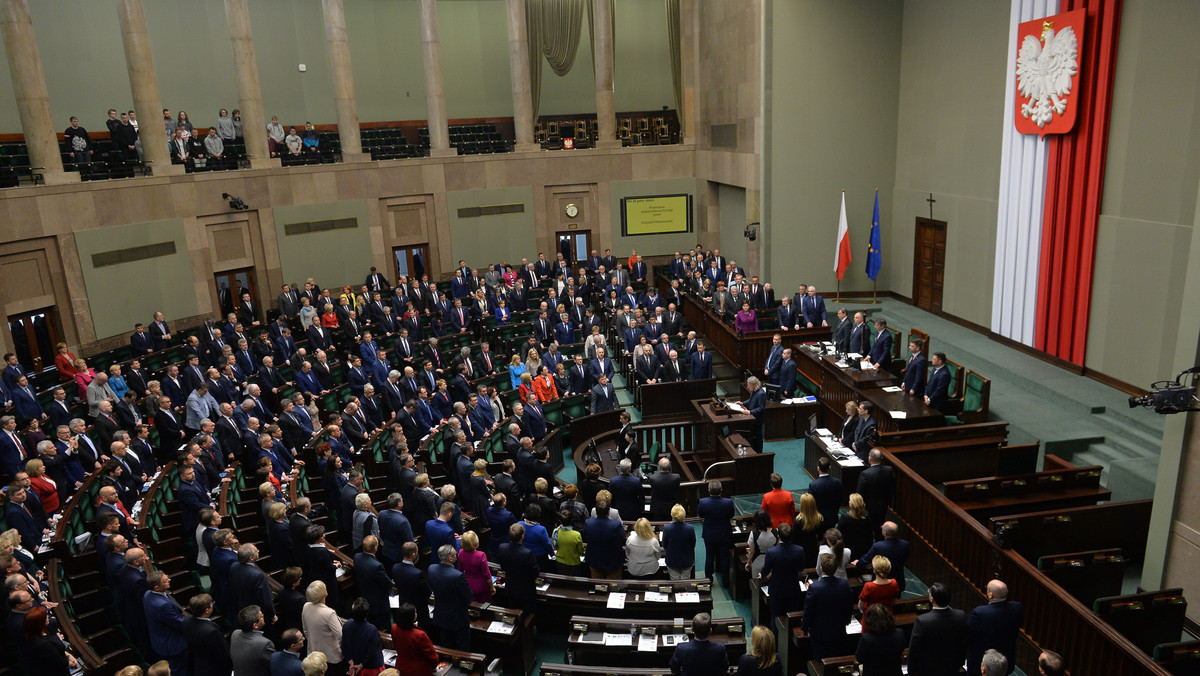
[1016, 23, 1079, 128]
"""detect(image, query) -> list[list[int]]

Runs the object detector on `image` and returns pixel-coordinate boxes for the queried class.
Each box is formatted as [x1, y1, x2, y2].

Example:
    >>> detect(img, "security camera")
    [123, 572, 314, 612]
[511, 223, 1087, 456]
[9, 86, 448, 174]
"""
[1128, 366, 1199, 414]
[744, 222, 759, 242]
[222, 193, 249, 211]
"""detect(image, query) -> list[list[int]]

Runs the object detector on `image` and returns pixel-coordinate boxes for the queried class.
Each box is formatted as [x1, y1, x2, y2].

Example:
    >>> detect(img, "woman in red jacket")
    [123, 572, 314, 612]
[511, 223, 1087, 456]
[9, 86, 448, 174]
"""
[390, 603, 439, 676]
[26, 458, 60, 514]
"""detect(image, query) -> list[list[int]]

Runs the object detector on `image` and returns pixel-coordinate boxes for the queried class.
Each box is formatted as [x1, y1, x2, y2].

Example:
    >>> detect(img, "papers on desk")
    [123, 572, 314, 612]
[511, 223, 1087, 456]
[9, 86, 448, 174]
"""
[814, 428, 834, 438]
[662, 634, 689, 647]
[846, 619, 863, 635]
[383, 649, 397, 666]
[882, 386, 903, 393]
[487, 620, 515, 635]
[536, 582, 551, 592]
[726, 402, 748, 414]
[780, 396, 817, 405]
[335, 565, 349, 579]
[638, 634, 658, 652]
[389, 594, 400, 609]
[848, 352, 863, 360]
[837, 456, 864, 467]
[890, 411, 908, 419]
[675, 592, 701, 604]
[860, 360, 875, 370]
[603, 633, 633, 647]
[644, 591, 670, 603]
[607, 592, 627, 609]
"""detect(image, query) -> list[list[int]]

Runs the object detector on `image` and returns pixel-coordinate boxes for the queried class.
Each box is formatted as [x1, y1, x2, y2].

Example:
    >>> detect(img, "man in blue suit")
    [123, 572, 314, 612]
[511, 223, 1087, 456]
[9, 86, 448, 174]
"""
[801, 555, 855, 660]
[696, 480, 734, 584]
[688, 342, 713, 380]
[847, 312, 871, 355]
[269, 629, 306, 676]
[668, 613, 728, 676]
[144, 571, 188, 675]
[522, 400, 548, 441]
[806, 456, 842, 529]
[967, 580, 1024, 675]
[117, 548, 151, 657]
[5, 485, 42, 555]
[11, 376, 44, 422]
[229, 544, 275, 634]
[763, 334, 784, 386]
[425, 502, 461, 553]
[583, 502, 626, 579]
[759, 522, 806, 623]
[130, 323, 155, 356]
[902, 339, 928, 397]
[800, 286, 828, 328]
[925, 351, 952, 413]
[857, 521, 910, 593]
[741, 377, 767, 453]
[778, 349, 797, 398]
[378, 494, 414, 565]
[868, 318, 893, 370]
[1, 415, 27, 476]
[428, 544, 473, 650]
[590, 348, 615, 383]
[355, 535, 395, 629]
[609, 459, 644, 520]
[391, 541, 433, 631]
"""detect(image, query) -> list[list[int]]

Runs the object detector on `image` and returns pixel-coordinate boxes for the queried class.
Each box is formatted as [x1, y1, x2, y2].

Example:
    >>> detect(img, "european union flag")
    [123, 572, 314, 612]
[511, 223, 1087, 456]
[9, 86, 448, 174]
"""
[865, 191, 882, 281]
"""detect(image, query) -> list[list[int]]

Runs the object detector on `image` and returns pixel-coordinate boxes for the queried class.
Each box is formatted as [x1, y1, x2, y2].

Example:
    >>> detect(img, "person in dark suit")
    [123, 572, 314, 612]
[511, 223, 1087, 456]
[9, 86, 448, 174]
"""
[589, 374, 617, 415]
[832, 309, 852, 352]
[391, 541, 433, 631]
[924, 352, 952, 413]
[846, 312, 871, 355]
[6, 485, 43, 550]
[148, 312, 172, 351]
[800, 286, 828, 328]
[355, 535, 396, 630]
[857, 521, 910, 593]
[659, 350, 684, 383]
[697, 480, 735, 584]
[229, 605, 275, 676]
[688, 343, 713, 380]
[759, 522, 807, 622]
[129, 323, 155, 356]
[777, 349, 797, 398]
[806, 456, 842, 529]
[967, 580, 1024, 675]
[269, 630, 306, 676]
[427, 544, 473, 650]
[669, 613, 728, 676]
[856, 449, 895, 536]
[907, 582, 968, 676]
[839, 401, 860, 448]
[274, 569, 306, 638]
[144, 571, 188, 675]
[497, 523, 540, 612]
[230, 544, 276, 633]
[868, 319, 893, 370]
[609, 459, 644, 520]
[589, 348, 615, 384]
[583, 502, 626, 579]
[183, 593, 234, 676]
[902, 339, 928, 397]
[852, 401, 878, 461]
[304, 526, 340, 609]
[801, 554, 856, 660]
[647, 457, 681, 521]
[741, 377, 768, 453]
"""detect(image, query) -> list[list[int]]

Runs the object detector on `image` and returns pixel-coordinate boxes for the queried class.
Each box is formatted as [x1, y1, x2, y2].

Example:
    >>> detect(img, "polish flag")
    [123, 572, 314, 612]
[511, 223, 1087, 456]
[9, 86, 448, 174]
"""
[834, 191, 852, 280]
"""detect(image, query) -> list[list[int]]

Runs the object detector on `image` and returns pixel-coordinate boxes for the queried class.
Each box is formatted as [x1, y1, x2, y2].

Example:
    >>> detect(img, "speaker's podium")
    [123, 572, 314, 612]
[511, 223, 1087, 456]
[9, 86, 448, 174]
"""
[686, 398, 774, 495]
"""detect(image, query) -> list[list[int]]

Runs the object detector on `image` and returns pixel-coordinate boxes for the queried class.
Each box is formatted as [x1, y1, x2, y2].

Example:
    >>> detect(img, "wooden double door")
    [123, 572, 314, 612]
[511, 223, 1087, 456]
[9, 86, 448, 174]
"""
[912, 217, 946, 313]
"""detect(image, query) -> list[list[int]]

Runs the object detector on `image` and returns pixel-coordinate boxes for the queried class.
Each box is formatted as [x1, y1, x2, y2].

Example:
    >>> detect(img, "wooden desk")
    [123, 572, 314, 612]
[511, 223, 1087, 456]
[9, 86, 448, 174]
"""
[469, 602, 537, 675]
[803, 435, 866, 501]
[860, 388, 944, 432]
[782, 596, 930, 676]
[381, 632, 489, 676]
[492, 565, 715, 623]
[715, 433, 774, 494]
[675, 292, 831, 372]
[540, 664, 677, 676]
[1038, 548, 1126, 608]
[1094, 589, 1188, 655]
[989, 499, 1154, 563]
[793, 346, 897, 429]
[567, 615, 746, 667]
[944, 465, 1112, 523]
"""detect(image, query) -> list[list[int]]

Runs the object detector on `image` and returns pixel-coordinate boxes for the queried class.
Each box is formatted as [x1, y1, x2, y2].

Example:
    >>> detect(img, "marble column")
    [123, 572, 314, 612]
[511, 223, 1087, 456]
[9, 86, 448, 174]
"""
[116, 0, 181, 175]
[506, 0, 538, 152]
[679, 0, 699, 145]
[0, 0, 74, 184]
[224, 0, 277, 168]
[418, 0, 454, 158]
[591, 0, 620, 149]
[321, 0, 366, 162]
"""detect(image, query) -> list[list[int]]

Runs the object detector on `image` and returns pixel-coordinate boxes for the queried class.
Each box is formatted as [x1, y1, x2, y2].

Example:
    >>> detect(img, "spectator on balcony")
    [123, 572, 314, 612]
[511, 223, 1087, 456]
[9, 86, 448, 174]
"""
[303, 122, 320, 153]
[267, 116, 286, 156]
[169, 128, 189, 164]
[176, 110, 193, 140]
[216, 109, 235, 142]
[285, 127, 304, 157]
[232, 109, 243, 140]
[64, 117, 93, 165]
[204, 128, 225, 167]
[113, 111, 139, 161]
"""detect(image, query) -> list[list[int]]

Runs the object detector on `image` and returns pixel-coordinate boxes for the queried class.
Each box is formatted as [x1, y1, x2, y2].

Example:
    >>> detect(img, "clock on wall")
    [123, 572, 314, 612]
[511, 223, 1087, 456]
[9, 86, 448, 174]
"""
[565, 203, 579, 219]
